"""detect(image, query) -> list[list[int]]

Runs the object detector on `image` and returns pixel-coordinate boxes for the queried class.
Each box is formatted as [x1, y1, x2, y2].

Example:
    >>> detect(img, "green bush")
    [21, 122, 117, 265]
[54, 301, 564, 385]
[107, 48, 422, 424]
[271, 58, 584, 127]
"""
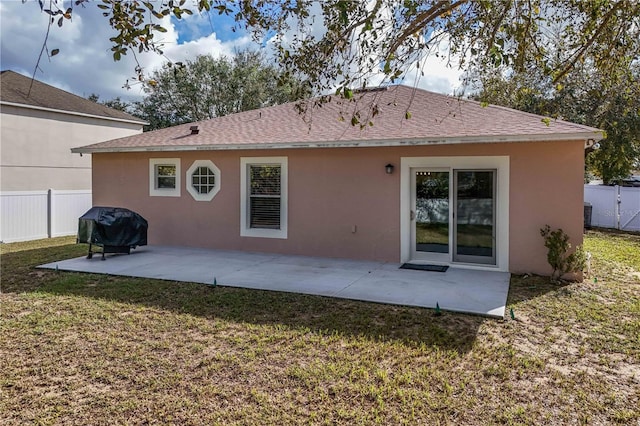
[540, 225, 586, 282]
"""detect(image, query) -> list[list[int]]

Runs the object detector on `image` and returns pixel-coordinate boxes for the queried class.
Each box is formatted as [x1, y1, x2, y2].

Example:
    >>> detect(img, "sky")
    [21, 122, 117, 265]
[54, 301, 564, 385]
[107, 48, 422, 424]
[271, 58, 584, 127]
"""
[0, 0, 465, 104]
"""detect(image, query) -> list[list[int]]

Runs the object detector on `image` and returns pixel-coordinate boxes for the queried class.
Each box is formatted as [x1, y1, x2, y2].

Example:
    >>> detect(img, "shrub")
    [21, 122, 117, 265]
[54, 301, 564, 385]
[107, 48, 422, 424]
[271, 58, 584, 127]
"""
[540, 225, 586, 282]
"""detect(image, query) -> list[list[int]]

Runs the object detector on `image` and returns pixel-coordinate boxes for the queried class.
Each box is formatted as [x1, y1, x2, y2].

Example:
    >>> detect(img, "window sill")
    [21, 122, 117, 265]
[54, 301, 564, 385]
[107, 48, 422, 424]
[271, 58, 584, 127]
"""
[240, 227, 287, 239]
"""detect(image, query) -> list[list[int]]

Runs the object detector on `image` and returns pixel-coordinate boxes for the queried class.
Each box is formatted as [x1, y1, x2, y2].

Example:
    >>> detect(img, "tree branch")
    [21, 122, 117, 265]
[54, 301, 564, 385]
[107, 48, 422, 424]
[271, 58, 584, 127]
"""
[483, 0, 513, 59]
[30, 0, 55, 98]
[386, 0, 469, 60]
[340, 0, 383, 39]
[553, 0, 625, 83]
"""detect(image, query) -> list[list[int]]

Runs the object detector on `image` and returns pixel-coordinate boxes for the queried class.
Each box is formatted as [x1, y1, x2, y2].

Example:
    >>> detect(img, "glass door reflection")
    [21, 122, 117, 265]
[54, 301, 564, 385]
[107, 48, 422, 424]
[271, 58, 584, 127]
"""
[415, 171, 450, 254]
[453, 170, 496, 265]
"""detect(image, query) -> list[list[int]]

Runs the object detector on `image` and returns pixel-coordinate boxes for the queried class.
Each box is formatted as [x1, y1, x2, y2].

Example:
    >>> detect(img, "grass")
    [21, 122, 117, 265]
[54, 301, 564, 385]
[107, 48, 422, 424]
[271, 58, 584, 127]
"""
[1, 231, 639, 425]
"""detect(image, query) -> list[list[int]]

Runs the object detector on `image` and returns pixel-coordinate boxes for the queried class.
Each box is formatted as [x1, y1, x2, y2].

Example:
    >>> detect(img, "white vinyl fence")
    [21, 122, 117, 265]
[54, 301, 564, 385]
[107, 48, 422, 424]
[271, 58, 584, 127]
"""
[0, 189, 92, 243]
[584, 185, 640, 232]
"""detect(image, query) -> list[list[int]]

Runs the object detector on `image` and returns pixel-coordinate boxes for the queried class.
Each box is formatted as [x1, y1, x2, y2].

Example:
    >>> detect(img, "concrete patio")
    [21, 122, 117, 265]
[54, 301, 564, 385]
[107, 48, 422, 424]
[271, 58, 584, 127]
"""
[39, 246, 511, 318]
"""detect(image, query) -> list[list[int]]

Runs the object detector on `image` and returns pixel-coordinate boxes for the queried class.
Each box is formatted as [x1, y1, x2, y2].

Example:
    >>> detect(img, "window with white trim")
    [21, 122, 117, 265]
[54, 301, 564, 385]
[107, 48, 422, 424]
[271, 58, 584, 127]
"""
[240, 157, 288, 239]
[149, 158, 180, 197]
[186, 160, 221, 201]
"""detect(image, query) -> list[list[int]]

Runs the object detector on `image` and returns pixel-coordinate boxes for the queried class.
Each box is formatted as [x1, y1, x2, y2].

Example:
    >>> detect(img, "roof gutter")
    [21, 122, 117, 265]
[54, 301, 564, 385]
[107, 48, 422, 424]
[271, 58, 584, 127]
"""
[71, 130, 605, 154]
[0, 101, 148, 126]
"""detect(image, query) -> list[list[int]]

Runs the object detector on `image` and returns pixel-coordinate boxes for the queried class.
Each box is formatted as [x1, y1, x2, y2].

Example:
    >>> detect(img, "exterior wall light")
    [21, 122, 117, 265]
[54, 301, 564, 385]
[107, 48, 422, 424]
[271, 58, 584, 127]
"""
[385, 163, 394, 174]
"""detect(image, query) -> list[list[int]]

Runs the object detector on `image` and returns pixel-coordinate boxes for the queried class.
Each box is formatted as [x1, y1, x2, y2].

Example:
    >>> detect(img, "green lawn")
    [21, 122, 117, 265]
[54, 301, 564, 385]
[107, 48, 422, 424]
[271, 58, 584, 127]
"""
[1, 231, 638, 425]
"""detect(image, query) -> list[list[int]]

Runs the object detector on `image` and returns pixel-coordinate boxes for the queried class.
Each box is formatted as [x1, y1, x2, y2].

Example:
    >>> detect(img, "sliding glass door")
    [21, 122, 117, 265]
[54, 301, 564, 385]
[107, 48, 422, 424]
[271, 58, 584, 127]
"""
[411, 168, 496, 266]
[453, 170, 496, 265]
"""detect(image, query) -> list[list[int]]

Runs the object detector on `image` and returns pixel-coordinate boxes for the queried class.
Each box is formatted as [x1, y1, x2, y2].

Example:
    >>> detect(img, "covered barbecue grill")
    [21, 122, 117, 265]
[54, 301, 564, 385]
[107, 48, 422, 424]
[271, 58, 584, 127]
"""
[77, 207, 148, 260]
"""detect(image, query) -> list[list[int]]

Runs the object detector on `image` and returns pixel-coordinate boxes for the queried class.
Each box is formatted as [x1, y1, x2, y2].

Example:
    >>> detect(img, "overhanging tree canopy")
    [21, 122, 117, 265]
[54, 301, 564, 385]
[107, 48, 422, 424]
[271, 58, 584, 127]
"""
[33, 0, 639, 98]
[471, 61, 640, 184]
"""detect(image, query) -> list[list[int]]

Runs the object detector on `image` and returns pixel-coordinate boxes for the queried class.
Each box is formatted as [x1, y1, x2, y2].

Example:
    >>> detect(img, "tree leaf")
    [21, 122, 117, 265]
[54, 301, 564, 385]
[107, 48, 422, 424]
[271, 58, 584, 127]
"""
[50, 48, 60, 56]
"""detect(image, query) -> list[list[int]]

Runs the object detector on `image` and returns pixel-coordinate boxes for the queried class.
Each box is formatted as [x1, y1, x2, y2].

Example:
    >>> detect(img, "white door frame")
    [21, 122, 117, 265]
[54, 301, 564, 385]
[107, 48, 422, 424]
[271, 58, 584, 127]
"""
[400, 156, 510, 272]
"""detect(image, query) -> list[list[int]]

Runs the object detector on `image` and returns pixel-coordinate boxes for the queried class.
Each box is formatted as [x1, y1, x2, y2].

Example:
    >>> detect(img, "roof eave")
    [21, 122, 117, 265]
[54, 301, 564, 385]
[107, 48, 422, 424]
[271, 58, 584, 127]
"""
[71, 131, 604, 154]
[0, 100, 148, 126]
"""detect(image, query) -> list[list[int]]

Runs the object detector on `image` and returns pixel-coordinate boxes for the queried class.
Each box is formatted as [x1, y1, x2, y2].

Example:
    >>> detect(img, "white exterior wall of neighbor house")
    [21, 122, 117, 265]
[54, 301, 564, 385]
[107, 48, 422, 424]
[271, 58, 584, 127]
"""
[0, 103, 144, 242]
[0, 104, 143, 191]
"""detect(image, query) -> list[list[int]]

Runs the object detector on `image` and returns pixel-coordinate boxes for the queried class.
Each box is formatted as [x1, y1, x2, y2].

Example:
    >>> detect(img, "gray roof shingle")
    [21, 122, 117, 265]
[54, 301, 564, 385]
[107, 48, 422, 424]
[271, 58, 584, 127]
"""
[72, 85, 602, 153]
[0, 70, 145, 124]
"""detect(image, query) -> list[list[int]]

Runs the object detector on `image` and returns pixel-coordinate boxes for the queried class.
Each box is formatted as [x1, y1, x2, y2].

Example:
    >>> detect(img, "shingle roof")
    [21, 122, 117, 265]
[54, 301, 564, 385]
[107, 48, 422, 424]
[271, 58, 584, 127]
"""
[72, 85, 603, 153]
[0, 70, 145, 124]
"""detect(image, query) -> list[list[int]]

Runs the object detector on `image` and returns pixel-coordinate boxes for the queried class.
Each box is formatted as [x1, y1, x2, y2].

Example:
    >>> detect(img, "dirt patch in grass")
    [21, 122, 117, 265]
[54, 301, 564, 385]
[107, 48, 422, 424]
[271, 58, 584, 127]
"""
[1, 231, 639, 424]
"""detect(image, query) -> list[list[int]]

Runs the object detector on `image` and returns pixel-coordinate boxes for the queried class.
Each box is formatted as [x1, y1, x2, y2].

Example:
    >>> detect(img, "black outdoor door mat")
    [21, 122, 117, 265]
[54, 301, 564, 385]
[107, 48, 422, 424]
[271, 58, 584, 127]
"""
[400, 263, 449, 272]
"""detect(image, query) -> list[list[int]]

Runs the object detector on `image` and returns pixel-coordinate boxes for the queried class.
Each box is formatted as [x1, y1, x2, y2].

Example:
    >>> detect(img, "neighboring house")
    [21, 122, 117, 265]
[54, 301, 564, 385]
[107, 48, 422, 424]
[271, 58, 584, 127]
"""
[0, 70, 146, 242]
[0, 70, 145, 191]
[72, 85, 603, 275]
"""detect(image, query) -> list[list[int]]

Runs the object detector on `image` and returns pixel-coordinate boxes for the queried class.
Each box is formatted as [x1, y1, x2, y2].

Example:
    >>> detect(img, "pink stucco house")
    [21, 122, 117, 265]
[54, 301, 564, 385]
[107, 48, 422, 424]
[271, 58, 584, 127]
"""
[72, 86, 603, 275]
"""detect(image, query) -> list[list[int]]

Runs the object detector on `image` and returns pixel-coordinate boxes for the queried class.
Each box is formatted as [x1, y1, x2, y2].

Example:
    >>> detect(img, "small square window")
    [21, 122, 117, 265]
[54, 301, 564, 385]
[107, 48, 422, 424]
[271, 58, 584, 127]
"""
[156, 165, 176, 189]
[150, 158, 180, 197]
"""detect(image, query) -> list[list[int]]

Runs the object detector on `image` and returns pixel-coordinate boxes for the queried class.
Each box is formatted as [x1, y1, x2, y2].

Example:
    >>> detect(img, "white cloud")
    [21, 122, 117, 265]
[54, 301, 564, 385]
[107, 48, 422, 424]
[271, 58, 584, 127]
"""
[0, 1, 254, 103]
[403, 39, 467, 94]
[160, 32, 253, 63]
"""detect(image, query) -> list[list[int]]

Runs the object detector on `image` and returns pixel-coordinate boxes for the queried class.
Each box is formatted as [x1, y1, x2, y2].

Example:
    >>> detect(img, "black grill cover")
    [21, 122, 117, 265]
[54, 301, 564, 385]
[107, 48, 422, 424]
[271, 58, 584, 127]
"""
[78, 207, 148, 248]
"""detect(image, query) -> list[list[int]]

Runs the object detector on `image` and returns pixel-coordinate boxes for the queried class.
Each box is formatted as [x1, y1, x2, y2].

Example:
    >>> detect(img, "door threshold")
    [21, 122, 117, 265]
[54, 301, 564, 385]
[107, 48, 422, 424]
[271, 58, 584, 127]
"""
[405, 260, 504, 272]
[405, 260, 449, 266]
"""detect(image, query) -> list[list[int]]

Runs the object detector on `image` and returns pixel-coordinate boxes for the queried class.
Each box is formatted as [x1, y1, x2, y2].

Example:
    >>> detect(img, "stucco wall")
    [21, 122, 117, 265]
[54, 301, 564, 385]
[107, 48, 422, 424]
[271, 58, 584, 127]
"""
[91, 140, 585, 275]
[0, 105, 142, 191]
